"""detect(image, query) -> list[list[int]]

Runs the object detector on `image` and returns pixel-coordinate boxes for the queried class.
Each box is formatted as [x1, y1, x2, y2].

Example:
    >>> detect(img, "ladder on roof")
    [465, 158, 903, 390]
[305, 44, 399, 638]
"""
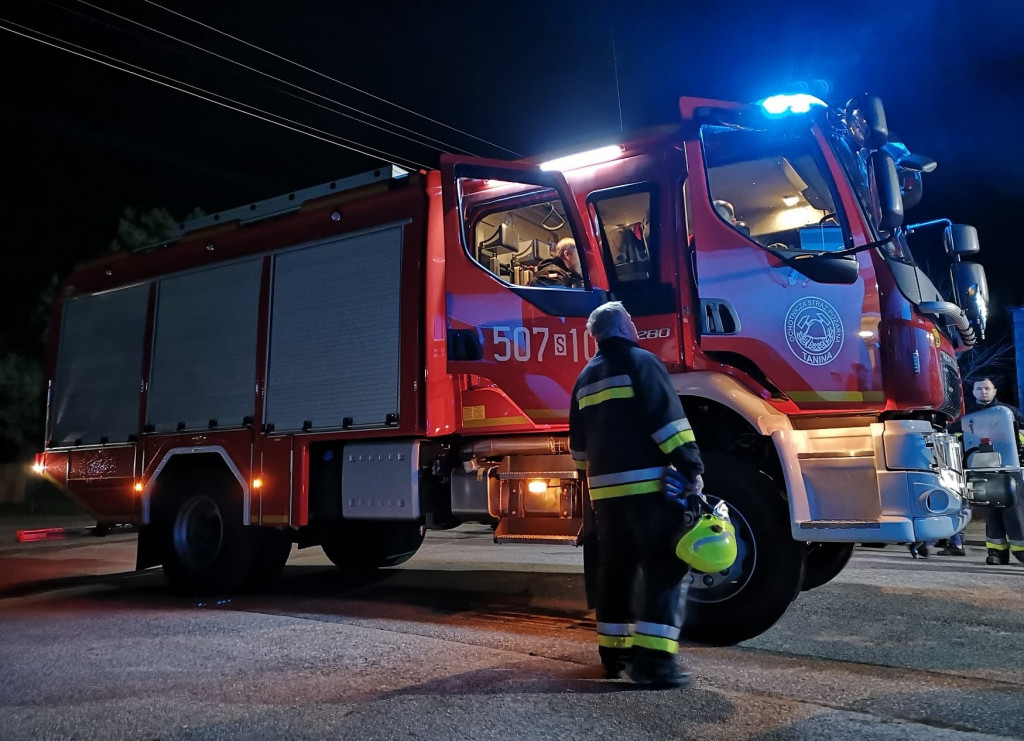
[139, 165, 410, 251]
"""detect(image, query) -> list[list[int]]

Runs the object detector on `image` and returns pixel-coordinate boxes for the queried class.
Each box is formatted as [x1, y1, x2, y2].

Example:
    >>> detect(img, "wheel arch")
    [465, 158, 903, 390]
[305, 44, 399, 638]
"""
[670, 371, 793, 438]
[142, 447, 250, 525]
[673, 372, 789, 493]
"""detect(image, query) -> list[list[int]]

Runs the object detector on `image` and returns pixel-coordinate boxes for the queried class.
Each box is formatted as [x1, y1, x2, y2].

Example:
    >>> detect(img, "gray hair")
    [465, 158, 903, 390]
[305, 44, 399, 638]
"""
[587, 301, 630, 341]
[555, 237, 576, 258]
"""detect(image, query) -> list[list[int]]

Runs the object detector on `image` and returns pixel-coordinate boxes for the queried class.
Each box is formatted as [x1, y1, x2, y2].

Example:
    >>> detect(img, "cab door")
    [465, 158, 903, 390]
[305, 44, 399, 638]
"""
[681, 106, 883, 410]
[440, 155, 607, 429]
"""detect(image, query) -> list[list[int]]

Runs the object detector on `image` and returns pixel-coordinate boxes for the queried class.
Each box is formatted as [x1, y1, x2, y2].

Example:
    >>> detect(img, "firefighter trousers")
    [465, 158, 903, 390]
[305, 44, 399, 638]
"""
[984, 498, 1024, 562]
[593, 491, 689, 664]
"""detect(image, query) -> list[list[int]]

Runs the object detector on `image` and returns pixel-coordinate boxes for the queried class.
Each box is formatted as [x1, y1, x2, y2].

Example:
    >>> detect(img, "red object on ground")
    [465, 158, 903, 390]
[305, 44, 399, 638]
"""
[15, 527, 68, 543]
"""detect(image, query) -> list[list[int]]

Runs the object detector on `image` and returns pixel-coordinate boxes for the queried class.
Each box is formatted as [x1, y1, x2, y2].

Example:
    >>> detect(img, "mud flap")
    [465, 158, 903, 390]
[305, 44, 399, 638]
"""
[135, 523, 161, 571]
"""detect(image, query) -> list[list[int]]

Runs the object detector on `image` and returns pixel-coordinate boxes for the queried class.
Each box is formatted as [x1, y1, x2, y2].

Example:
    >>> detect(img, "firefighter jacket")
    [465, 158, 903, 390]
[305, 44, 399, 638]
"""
[569, 336, 703, 500]
[529, 256, 584, 288]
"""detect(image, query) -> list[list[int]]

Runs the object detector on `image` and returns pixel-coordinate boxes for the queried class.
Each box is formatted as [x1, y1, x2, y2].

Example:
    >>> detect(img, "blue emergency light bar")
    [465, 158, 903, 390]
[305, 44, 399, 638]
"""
[758, 94, 828, 115]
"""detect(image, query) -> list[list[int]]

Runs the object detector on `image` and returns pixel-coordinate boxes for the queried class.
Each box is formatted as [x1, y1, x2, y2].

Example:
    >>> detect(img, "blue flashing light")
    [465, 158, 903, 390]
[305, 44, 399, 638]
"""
[758, 94, 828, 115]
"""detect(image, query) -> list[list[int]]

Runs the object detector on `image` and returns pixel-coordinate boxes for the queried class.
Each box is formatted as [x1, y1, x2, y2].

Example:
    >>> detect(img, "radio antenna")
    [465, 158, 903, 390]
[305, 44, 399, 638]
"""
[611, 29, 623, 132]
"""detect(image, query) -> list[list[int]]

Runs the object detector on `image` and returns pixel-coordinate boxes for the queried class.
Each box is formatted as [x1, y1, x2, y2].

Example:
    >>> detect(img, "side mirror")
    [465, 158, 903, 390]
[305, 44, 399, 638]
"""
[953, 261, 989, 338]
[943, 224, 980, 255]
[785, 254, 860, 285]
[845, 94, 889, 149]
[900, 171, 924, 210]
[871, 150, 904, 231]
[895, 153, 937, 173]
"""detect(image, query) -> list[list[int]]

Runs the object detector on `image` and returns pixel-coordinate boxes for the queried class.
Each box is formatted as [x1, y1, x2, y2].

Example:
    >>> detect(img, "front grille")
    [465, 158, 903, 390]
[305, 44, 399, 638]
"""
[930, 431, 963, 474]
[939, 352, 963, 418]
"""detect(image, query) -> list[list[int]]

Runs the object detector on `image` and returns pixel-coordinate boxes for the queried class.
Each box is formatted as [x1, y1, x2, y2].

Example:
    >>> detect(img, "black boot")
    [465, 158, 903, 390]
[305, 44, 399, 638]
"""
[986, 548, 1010, 565]
[627, 648, 692, 688]
[599, 646, 634, 679]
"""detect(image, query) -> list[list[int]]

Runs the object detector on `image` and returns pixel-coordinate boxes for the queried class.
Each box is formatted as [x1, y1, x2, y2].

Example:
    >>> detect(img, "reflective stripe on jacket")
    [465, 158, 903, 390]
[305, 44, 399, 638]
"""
[569, 336, 702, 499]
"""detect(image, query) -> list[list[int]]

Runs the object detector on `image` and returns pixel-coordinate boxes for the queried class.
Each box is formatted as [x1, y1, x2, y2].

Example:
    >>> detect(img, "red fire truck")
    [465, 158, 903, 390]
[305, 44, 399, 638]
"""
[35, 93, 990, 645]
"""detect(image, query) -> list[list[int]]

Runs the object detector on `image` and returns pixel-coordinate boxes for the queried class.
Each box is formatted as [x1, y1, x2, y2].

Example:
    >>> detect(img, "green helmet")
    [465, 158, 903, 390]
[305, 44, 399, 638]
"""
[675, 513, 738, 572]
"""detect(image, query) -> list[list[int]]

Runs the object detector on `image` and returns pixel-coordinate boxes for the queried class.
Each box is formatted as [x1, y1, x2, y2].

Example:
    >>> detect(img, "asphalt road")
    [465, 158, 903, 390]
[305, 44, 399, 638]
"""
[0, 523, 1022, 740]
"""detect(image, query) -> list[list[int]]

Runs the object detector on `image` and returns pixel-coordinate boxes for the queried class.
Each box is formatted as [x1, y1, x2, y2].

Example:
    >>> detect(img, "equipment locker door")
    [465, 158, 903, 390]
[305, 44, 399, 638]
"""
[440, 155, 607, 429]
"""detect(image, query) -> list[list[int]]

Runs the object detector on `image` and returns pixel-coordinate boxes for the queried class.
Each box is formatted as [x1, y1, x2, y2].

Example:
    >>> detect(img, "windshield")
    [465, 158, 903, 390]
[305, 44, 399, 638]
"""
[700, 123, 848, 254]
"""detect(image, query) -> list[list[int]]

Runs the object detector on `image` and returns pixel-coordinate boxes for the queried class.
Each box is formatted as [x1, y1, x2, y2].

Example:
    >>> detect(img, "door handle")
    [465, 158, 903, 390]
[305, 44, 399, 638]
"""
[700, 299, 741, 334]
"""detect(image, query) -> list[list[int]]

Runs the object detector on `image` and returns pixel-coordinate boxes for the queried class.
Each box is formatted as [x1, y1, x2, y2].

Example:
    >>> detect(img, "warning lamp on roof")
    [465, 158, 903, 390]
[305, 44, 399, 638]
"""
[758, 94, 827, 116]
[540, 145, 623, 172]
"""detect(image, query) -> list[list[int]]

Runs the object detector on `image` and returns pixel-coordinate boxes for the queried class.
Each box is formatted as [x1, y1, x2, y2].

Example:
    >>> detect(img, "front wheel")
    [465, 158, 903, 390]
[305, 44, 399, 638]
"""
[682, 452, 806, 646]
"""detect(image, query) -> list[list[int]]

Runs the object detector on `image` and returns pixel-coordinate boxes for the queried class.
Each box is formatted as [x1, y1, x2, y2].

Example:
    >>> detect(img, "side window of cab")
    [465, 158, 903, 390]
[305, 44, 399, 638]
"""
[590, 186, 656, 283]
[701, 124, 848, 254]
[469, 190, 583, 289]
[588, 185, 674, 316]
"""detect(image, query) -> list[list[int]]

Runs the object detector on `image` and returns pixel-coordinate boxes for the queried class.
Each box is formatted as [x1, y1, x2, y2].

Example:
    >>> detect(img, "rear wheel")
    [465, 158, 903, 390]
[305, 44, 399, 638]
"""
[244, 529, 294, 588]
[158, 471, 254, 595]
[801, 542, 855, 591]
[682, 452, 805, 646]
[321, 519, 425, 570]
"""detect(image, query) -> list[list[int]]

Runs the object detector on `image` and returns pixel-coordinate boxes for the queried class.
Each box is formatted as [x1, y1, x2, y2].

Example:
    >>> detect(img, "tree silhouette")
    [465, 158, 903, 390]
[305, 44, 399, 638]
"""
[0, 206, 202, 464]
[106, 205, 203, 253]
[958, 336, 1014, 381]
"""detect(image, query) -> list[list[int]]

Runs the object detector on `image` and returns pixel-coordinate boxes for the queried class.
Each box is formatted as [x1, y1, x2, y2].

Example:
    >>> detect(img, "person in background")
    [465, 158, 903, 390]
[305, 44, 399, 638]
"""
[569, 301, 703, 688]
[907, 540, 931, 559]
[713, 199, 736, 223]
[530, 237, 583, 288]
[948, 376, 1024, 563]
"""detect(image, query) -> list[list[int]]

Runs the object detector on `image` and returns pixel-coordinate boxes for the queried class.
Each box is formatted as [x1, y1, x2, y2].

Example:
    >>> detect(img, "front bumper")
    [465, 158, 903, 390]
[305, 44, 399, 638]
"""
[774, 420, 969, 543]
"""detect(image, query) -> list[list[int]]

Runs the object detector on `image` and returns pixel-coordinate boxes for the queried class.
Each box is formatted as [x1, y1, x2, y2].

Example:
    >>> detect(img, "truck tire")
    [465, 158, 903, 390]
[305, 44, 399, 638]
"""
[158, 472, 254, 595]
[244, 529, 293, 588]
[801, 542, 855, 591]
[682, 451, 805, 646]
[321, 520, 425, 570]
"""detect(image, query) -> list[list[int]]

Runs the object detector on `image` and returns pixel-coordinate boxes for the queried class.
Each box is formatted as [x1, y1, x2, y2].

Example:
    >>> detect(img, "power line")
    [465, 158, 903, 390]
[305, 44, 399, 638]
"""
[0, 19, 431, 171]
[142, 0, 523, 158]
[72, 0, 483, 158]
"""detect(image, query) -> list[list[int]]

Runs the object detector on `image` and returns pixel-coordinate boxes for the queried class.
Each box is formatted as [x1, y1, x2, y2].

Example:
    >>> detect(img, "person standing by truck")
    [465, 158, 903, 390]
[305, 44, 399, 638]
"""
[569, 301, 704, 687]
[951, 376, 1024, 564]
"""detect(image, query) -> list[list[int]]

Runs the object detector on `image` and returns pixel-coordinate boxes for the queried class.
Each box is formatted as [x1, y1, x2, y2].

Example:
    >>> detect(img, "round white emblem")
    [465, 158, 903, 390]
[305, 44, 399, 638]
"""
[784, 297, 844, 366]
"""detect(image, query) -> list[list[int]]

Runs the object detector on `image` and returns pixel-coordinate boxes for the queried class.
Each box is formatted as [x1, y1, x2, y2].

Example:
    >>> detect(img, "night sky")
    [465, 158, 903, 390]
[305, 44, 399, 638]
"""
[3, 0, 1023, 355]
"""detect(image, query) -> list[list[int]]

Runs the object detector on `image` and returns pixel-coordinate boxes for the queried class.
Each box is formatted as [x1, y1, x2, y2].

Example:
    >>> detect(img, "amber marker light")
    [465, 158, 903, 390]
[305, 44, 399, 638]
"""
[527, 480, 548, 494]
[134, 481, 144, 493]
[252, 478, 263, 490]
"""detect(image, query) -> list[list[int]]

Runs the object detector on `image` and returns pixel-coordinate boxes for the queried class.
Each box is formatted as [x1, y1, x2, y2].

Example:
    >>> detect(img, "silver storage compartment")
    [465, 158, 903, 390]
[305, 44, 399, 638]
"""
[341, 440, 423, 520]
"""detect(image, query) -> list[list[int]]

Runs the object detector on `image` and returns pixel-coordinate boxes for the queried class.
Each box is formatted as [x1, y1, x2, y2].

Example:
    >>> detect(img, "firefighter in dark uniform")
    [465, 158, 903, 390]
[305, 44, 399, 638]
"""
[569, 301, 704, 687]
[955, 376, 1024, 564]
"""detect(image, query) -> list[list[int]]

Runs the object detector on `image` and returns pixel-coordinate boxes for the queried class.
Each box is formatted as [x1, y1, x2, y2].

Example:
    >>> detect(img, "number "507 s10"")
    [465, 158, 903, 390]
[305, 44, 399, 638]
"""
[491, 326, 597, 363]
